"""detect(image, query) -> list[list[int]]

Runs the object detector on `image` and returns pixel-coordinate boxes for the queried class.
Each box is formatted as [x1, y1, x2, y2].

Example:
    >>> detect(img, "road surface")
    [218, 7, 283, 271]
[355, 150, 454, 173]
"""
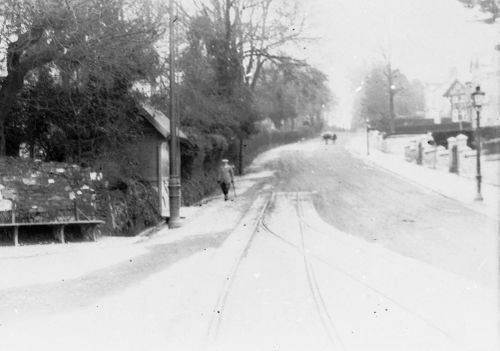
[0, 136, 498, 351]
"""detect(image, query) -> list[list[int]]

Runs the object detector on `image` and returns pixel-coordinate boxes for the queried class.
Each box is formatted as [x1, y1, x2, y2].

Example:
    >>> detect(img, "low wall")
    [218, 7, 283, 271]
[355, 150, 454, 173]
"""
[402, 134, 500, 186]
[0, 157, 101, 223]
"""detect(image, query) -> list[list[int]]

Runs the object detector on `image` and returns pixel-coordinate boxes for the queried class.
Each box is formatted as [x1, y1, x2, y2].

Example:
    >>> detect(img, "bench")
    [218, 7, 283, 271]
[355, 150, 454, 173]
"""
[0, 220, 104, 246]
[0, 203, 104, 246]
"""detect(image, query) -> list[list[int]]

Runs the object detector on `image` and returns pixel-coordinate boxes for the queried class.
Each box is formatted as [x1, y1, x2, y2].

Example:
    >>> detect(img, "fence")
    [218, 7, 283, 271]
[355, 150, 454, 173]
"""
[402, 133, 500, 186]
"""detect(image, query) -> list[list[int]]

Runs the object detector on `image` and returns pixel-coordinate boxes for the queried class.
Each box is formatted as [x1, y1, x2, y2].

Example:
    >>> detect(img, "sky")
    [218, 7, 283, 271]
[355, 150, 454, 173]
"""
[297, 0, 499, 127]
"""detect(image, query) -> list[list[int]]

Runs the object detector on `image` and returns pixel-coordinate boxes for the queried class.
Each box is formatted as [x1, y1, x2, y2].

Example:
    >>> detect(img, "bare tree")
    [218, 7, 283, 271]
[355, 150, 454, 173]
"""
[188, 0, 308, 91]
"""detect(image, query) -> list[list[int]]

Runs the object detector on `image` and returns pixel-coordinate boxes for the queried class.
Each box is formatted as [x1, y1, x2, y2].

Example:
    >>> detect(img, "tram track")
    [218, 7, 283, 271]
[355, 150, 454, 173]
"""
[295, 193, 345, 350]
[260, 192, 456, 347]
[207, 191, 461, 349]
[206, 193, 274, 344]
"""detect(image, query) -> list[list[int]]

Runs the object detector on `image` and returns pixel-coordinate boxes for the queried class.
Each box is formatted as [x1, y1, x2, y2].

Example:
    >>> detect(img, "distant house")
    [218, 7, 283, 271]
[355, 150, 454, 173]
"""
[134, 104, 189, 218]
[443, 79, 473, 127]
[435, 54, 500, 129]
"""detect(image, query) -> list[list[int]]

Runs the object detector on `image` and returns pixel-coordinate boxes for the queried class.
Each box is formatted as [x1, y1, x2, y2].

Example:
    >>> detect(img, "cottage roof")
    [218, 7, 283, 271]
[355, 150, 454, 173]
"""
[443, 79, 466, 97]
[140, 104, 188, 140]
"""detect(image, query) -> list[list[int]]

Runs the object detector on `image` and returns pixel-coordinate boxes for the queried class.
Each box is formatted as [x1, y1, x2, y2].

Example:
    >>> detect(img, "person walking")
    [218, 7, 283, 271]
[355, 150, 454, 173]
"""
[217, 159, 235, 201]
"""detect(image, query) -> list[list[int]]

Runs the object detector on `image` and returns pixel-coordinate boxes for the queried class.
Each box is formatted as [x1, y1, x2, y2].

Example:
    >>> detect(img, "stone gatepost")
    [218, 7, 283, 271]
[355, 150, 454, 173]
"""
[456, 134, 469, 152]
[447, 136, 458, 173]
[416, 142, 423, 165]
[456, 134, 472, 175]
[422, 139, 437, 169]
[436, 145, 448, 170]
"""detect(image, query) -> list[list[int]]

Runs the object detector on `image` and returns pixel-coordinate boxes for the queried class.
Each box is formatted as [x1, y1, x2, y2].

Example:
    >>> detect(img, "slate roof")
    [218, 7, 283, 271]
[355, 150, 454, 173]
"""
[140, 103, 188, 140]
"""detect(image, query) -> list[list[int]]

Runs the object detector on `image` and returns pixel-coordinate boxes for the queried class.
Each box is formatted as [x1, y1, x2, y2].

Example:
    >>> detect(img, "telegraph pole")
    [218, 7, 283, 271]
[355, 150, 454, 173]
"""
[387, 62, 396, 134]
[168, 0, 181, 228]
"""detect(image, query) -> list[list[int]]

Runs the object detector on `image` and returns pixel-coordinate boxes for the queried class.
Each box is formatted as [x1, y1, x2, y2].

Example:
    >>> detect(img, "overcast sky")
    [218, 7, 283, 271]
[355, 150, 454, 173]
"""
[298, 0, 499, 126]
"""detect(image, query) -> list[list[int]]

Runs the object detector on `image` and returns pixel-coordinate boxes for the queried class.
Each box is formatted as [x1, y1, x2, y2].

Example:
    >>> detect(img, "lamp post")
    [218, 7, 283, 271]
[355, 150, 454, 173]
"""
[471, 86, 485, 201]
[366, 118, 370, 156]
[168, 0, 181, 227]
[388, 84, 397, 134]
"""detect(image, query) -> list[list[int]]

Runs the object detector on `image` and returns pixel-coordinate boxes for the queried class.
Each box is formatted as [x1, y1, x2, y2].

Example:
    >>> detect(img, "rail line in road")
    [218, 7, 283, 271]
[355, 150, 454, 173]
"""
[207, 191, 472, 350]
[295, 193, 346, 350]
[206, 193, 274, 344]
[260, 192, 458, 349]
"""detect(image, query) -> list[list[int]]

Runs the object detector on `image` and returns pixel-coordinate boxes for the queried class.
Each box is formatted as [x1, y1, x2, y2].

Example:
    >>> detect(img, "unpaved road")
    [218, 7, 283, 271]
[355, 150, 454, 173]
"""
[267, 137, 498, 287]
[0, 136, 497, 351]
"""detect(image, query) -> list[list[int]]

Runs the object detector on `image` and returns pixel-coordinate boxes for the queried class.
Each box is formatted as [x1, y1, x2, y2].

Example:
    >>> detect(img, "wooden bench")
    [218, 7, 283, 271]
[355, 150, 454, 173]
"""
[0, 220, 104, 246]
[0, 202, 104, 246]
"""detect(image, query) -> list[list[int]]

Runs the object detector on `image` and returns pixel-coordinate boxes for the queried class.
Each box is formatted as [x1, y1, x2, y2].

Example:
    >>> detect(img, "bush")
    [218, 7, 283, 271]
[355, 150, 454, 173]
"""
[483, 138, 500, 155]
[93, 151, 161, 235]
[179, 126, 320, 206]
[94, 177, 160, 236]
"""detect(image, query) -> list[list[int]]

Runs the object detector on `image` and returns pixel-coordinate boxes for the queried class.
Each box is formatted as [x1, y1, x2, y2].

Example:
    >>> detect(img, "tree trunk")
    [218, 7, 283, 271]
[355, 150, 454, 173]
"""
[0, 120, 5, 156]
[29, 142, 35, 159]
[0, 21, 56, 156]
[238, 137, 244, 175]
[0, 71, 26, 156]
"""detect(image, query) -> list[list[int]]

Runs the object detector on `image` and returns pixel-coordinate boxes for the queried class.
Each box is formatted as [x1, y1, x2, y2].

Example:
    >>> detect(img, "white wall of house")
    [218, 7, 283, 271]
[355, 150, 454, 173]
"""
[424, 83, 450, 124]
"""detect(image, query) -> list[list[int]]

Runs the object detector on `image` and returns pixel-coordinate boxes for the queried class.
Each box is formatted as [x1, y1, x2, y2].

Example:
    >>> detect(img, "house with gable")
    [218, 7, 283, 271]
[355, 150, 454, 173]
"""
[443, 79, 473, 127]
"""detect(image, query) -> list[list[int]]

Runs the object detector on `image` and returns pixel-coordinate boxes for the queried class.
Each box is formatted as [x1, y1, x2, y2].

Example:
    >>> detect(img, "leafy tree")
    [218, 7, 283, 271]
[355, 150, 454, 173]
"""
[458, 0, 499, 22]
[353, 63, 425, 131]
[6, 68, 145, 162]
[175, 12, 257, 139]
[0, 0, 165, 155]
[255, 62, 334, 130]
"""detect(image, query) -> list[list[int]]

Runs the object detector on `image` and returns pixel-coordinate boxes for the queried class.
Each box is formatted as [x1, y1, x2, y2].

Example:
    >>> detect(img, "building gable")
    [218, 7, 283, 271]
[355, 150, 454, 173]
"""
[138, 104, 188, 140]
[443, 80, 466, 97]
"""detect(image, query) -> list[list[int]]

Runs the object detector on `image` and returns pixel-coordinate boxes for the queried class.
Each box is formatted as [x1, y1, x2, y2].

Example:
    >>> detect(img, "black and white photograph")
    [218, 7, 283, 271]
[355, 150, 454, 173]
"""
[0, 0, 498, 350]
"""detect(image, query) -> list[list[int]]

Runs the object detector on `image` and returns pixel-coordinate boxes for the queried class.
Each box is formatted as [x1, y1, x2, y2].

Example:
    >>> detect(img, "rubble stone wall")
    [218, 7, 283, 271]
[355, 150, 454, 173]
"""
[0, 157, 103, 223]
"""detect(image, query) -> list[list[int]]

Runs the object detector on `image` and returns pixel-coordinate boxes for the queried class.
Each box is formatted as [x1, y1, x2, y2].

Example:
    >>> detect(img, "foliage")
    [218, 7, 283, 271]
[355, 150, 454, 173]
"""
[352, 63, 425, 131]
[0, 0, 165, 155]
[5, 69, 145, 162]
[254, 62, 334, 129]
[457, 0, 499, 22]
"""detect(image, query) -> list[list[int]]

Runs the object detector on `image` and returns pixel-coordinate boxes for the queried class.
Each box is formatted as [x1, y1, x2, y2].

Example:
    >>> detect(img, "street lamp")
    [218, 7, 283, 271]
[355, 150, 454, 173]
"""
[389, 84, 397, 134]
[168, 0, 181, 227]
[471, 85, 485, 201]
[366, 118, 370, 156]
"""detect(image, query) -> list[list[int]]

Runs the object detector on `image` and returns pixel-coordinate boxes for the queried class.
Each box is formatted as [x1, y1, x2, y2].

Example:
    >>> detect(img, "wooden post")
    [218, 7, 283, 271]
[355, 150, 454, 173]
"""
[90, 225, 97, 242]
[13, 226, 18, 246]
[12, 202, 18, 246]
[53, 225, 65, 243]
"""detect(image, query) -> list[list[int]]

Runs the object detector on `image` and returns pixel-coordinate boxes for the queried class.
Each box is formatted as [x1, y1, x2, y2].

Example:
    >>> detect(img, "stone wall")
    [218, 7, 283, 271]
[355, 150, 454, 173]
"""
[403, 134, 500, 186]
[0, 158, 103, 223]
